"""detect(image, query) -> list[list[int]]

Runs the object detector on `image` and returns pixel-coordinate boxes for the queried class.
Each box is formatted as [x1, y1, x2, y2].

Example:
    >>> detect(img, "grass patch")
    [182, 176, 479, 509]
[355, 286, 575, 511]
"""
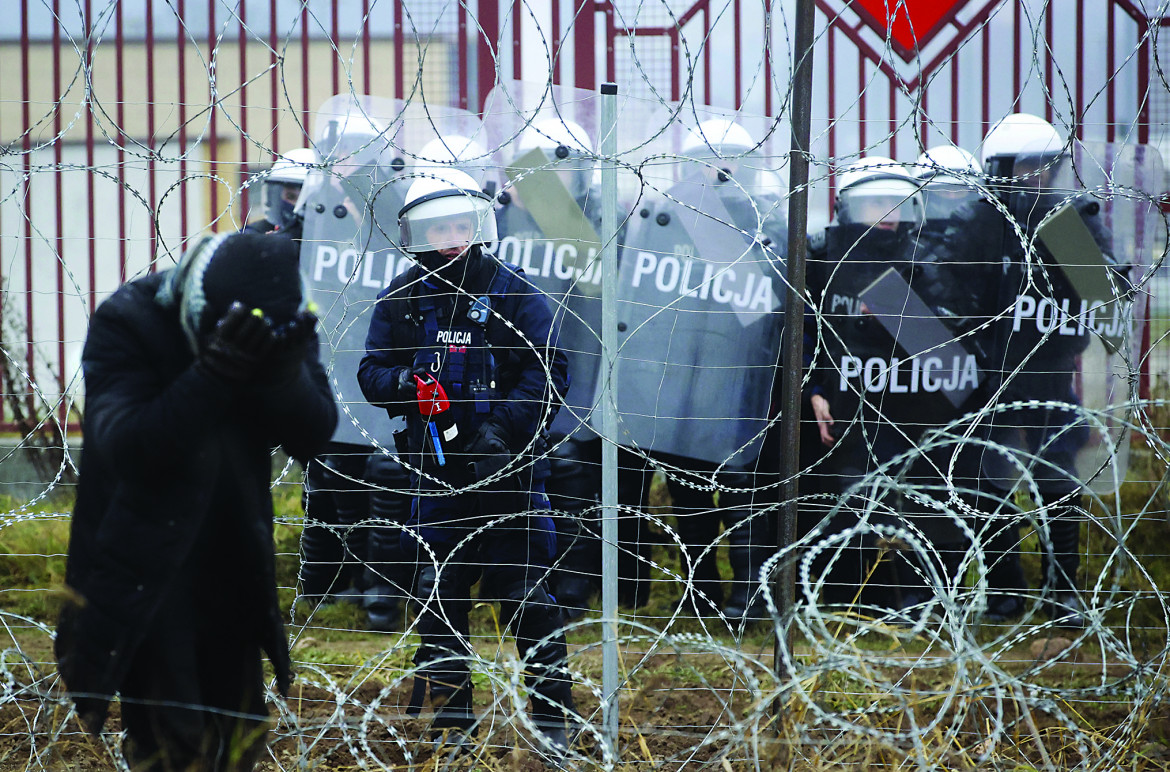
[0, 499, 71, 622]
[4, 448, 1168, 768]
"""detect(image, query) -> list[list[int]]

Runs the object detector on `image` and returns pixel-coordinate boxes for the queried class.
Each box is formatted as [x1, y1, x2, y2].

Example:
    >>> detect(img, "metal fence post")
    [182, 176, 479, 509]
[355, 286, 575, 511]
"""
[776, 0, 816, 703]
[598, 80, 621, 758]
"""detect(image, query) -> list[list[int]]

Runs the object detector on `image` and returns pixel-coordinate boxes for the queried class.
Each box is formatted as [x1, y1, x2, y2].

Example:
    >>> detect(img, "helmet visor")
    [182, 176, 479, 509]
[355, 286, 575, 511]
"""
[263, 181, 301, 229]
[919, 178, 981, 219]
[399, 191, 498, 253]
[837, 178, 922, 227]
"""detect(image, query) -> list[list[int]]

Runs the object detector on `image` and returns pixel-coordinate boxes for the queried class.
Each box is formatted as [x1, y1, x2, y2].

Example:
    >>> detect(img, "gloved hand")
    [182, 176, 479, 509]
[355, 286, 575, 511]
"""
[465, 418, 511, 457]
[197, 302, 277, 384]
[465, 418, 513, 483]
[393, 365, 430, 401]
[265, 309, 318, 383]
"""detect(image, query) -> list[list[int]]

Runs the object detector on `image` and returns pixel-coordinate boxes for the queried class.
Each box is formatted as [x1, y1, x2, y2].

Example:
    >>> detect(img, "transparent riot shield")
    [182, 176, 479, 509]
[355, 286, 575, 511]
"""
[599, 125, 787, 468]
[983, 141, 1163, 495]
[300, 94, 414, 448]
[301, 94, 499, 448]
[396, 101, 497, 193]
[481, 79, 651, 439]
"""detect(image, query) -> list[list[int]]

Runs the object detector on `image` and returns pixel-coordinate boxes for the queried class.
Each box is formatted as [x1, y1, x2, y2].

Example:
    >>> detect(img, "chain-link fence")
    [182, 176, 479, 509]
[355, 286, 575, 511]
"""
[1, 1, 1169, 769]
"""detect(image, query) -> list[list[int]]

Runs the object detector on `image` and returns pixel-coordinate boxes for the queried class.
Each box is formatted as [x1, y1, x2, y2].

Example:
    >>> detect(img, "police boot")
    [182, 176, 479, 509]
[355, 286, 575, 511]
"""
[722, 517, 772, 624]
[430, 683, 475, 735]
[301, 454, 371, 604]
[410, 568, 476, 750]
[616, 456, 656, 610]
[982, 521, 1027, 623]
[363, 524, 405, 632]
[1041, 512, 1086, 629]
[617, 515, 652, 610]
[425, 678, 476, 761]
[407, 644, 476, 747]
[502, 581, 577, 760]
[332, 459, 372, 602]
[671, 494, 723, 614]
[551, 515, 600, 621]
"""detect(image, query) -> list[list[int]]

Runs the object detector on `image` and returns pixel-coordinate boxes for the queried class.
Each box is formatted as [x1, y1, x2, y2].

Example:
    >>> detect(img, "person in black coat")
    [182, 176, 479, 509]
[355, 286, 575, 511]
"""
[55, 231, 337, 771]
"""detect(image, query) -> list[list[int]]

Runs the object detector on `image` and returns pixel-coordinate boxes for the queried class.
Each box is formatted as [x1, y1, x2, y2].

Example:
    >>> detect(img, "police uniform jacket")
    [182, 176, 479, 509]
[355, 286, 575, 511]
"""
[358, 252, 569, 477]
[55, 272, 338, 733]
[926, 196, 1117, 399]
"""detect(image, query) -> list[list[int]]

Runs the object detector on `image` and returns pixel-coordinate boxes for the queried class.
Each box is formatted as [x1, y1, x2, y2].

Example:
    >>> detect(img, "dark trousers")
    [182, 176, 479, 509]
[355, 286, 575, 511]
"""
[406, 488, 573, 730]
[119, 577, 268, 772]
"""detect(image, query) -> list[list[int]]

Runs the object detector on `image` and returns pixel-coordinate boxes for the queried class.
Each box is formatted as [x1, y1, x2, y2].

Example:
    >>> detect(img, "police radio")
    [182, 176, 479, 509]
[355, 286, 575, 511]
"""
[467, 295, 491, 325]
[414, 374, 459, 466]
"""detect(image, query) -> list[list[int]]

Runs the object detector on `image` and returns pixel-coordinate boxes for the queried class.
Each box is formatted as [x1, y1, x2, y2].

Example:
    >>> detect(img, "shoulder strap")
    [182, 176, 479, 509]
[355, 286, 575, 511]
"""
[469, 260, 523, 334]
[487, 261, 519, 296]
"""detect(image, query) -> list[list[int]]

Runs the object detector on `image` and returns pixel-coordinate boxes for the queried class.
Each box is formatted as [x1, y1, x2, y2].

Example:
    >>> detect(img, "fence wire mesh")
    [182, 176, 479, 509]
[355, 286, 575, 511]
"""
[1, 1, 1170, 770]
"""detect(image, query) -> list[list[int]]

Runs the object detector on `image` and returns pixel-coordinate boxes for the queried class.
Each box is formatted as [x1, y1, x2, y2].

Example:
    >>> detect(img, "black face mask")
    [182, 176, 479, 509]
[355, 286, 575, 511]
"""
[415, 245, 485, 285]
[831, 222, 909, 255]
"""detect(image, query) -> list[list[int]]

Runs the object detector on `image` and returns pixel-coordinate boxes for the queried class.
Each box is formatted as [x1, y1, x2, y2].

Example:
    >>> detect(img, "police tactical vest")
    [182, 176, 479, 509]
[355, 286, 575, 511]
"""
[399, 262, 518, 468]
[992, 199, 1109, 391]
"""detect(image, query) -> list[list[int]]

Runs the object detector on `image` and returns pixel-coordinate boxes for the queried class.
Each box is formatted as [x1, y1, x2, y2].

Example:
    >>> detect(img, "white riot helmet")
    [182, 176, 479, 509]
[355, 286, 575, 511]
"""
[417, 134, 492, 189]
[915, 145, 983, 219]
[318, 108, 388, 165]
[682, 118, 755, 157]
[515, 118, 595, 197]
[264, 147, 318, 229]
[834, 156, 924, 230]
[398, 168, 498, 255]
[681, 118, 758, 186]
[979, 113, 1065, 182]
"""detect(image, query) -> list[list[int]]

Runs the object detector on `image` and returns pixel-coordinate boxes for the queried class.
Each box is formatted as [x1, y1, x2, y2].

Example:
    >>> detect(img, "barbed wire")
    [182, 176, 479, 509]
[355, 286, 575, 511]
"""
[1, 0, 1169, 770]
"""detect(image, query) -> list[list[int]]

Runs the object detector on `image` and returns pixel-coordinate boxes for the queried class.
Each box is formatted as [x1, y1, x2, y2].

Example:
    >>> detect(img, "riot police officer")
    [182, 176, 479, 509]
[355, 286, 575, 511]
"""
[493, 117, 610, 617]
[611, 117, 785, 624]
[912, 144, 1029, 623]
[246, 147, 318, 234]
[971, 114, 1116, 627]
[358, 168, 576, 754]
[296, 101, 413, 630]
[806, 156, 955, 612]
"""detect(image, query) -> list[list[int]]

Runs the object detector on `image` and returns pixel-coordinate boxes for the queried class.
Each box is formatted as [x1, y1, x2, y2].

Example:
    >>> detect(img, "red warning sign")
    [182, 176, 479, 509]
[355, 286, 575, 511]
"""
[817, 0, 1000, 85]
[851, 0, 971, 59]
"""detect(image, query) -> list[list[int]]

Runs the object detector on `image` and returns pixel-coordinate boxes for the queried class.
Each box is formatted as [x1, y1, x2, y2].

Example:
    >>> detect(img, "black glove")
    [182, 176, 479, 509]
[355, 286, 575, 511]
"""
[392, 365, 430, 401]
[197, 302, 277, 384]
[468, 453, 512, 484]
[265, 309, 318, 383]
[465, 418, 513, 483]
[465, 418, 511, 457]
